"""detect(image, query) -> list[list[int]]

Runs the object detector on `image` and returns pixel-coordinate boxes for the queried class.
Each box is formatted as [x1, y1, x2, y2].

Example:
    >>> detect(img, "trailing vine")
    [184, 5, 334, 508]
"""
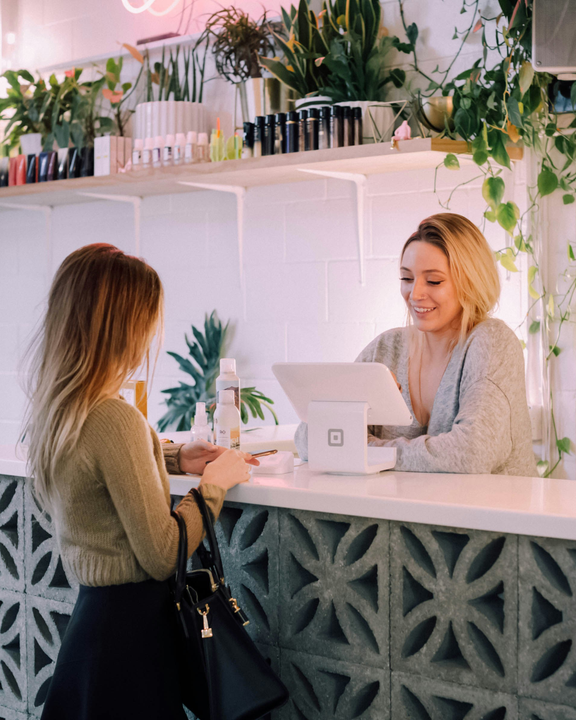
[397, 0, 575, 476]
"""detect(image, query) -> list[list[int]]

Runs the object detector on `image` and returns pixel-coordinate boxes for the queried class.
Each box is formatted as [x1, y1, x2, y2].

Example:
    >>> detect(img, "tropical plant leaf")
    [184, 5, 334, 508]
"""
[482, 176, 505, 209]
[538, 169, 558, 197]
[496, 201, 520, 233]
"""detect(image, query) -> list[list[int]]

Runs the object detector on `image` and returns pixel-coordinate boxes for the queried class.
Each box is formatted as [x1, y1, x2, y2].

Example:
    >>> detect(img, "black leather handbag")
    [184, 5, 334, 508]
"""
[171, 489, 289, 720]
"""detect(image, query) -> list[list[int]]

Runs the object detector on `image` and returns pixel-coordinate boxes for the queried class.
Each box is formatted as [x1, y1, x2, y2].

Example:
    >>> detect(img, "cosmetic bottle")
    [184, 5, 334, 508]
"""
[152, 136, 163, 168]
[191, 402, 212, 443]
[132, 138, 143, 168]
[275, 112, 287, 154]
[38, 152, 49, 182]
[26, 154, 36, 183]
[353, 107, 363, 145]
[142, 137, 153, 168]
[57, 148, 68, 180]
[264, 114, 276, 155]
[330, 105, 344, 148]
[16, 155, 27, 185]
[214, 390, 241, 450]
[343, 107, 353, 147]
[319, 107, 330, 150]
[68, 147, 81, 178]
[307, 108, 319, 151]
[242, 122, 255, 159]
[163, 134, 174, 166]
[174, 133, 185, 165]
[8, 157, 17, 185]
[299, 110, 308, 151]
[184, 131, 196, 163]
[254, 116, 265, 157]
[286, 111, 299, 153]
[46, 151, 57, 181]
[197, 133, 210, 163]
[216, 357, 240, 409]
[0, 157, 8, 187]
[80, 146, 94, 177]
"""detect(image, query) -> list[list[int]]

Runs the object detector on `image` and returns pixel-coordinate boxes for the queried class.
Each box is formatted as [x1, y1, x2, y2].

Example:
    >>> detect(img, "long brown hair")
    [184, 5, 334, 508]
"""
[401, 213, 500, 343]
[23, 244, 164, 512]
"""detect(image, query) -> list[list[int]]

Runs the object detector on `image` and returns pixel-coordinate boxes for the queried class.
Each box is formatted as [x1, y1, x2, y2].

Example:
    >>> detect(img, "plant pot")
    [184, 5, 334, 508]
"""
[237, 78, 297, 127]
[413, 94, 454, 133]
[336, 101, 396, 143]
[294, 96, 332, 111]
[133, 101, 207, 140]
[20, 133, 42, 156]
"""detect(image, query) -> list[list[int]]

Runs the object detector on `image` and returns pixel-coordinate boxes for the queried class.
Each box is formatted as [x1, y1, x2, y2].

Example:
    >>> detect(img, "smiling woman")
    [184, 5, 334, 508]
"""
[295, 213, 538, 477]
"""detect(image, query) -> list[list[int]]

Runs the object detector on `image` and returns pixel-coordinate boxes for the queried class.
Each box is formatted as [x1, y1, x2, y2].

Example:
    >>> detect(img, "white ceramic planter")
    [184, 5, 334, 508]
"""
[133, 101, 207, 140]
[20, 133, 42, 156]
[294, 96, 332, 111]
[336, 101, 396, 143]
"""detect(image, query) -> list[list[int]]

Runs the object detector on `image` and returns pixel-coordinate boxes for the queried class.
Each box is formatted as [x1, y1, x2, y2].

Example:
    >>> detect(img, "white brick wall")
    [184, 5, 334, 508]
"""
[2, 0, 574, 478]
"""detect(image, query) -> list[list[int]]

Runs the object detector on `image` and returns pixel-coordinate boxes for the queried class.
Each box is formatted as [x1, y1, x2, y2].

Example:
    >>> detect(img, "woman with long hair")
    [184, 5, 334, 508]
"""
[296, 213, 538, 476]
[23, 243, 258, 719]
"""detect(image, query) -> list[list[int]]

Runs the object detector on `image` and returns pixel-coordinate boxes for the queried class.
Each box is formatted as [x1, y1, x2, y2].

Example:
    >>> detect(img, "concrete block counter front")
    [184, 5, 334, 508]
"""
[2, 446, 576, 719]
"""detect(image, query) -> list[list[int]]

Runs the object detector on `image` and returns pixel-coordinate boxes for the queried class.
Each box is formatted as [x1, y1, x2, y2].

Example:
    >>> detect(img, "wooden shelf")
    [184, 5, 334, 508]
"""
[0, 138, 522, 211]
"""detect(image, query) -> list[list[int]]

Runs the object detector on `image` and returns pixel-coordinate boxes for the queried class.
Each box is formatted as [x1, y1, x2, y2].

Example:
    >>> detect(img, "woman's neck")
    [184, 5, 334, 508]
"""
[422, 326, 459, 359]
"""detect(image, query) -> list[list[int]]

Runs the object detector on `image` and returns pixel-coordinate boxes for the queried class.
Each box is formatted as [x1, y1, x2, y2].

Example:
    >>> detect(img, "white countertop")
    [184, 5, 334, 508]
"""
[3, 442, 576, 540]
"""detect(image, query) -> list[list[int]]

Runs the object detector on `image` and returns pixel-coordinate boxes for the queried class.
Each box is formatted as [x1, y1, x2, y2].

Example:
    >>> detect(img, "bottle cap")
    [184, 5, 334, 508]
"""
[198, 132, 209, 146]
[134, 138, 144, 149]
[164, 134, 174, 146]
[154, 135, 163, 147]
[330, 105, 343, 117]
[243, 122, 255, 147]
[308, 108, 319, 119]
[299, 109, 308, 120]
[320, 107, 331, 119]
[219, 389, 235, 405]
[194, 401, 208, 425]
[275, 112, 287, 123]
[175, 132, 186, 146]
[220, 358, 236, 374]
[266, 114, 275, 123]
[186, 131, 197, 144]
[288, 111, 299, 122]
[342, 106, 352, 117]
[353, 107, 362, 118]
[144, 137, 154, 149]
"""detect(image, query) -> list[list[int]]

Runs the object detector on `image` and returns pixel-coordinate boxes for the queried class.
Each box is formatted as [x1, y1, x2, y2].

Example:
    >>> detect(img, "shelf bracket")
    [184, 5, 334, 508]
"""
[76, 193, 142, 255]
[298, 169, 368, 285]
[179, 182, 247, 314]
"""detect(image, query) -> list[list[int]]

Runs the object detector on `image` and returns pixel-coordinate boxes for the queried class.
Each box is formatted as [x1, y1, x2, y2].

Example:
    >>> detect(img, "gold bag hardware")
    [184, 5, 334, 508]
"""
[198, 604, 213, 639]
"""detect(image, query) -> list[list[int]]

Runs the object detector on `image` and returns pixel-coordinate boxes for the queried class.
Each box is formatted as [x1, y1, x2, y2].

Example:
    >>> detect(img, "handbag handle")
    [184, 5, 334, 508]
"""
[190, 487, 225, 584]
[170, 509, 188, 603]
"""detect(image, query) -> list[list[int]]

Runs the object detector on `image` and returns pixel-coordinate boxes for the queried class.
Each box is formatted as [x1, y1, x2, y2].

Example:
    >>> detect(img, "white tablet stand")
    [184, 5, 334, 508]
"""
[272, 362, 413, 475]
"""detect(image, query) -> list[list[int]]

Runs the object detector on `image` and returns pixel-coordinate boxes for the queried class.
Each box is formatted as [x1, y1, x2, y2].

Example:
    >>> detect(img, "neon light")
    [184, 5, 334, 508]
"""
[121, 0, 181, 16]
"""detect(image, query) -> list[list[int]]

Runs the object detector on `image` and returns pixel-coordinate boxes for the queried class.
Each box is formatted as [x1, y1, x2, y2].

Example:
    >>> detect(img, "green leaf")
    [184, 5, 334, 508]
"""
[545, 121, 557, 137]
[529, 320, 541, 334]
[536, 460, 549, 476]
[489, 130, 511, 169]
[507, 97, 523, 127]
[499, 254, 518, 272]
[547, 294, 555, 318]
[571, 81, 576, 109]
[444, 153, 460, 170]
[473, 149, 489, 166]
[389, 68, 406, 88]
[557, 437, 572, 455]
[519, 61, 534, 95]
[563, 194, 575, 205]
[482, 176, 505, 209]
[515, 235, 527, 252]
[484, 209, 496, 222]
[496, 201, 520, 233]
[406, 22, 418, 46]
[569, 244, 576, 261]
[550, 344, 562, 357]
[537, 169, 558, 197]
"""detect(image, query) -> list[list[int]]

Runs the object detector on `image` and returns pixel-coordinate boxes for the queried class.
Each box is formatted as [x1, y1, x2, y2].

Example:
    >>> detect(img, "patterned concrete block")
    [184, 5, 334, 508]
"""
[0, 477, 25, 593]
[390, 522, 518, 693]
[392, 671, 518, 719]
[24, 487, 78, 603]
[278, 509, 389, 669]
[518, 535, 576, 706]
[279, 648, 389, 720]
[25, 596, 74, 716]
[0, 590, 26, 714]
[0, 706, 28, 720]
[519, 698, 576, 719]
[213, 502, 280, 647]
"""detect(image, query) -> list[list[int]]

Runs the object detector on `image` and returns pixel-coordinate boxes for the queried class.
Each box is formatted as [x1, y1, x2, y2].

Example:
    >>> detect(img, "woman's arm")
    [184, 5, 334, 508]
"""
[375, 377, 513, 474]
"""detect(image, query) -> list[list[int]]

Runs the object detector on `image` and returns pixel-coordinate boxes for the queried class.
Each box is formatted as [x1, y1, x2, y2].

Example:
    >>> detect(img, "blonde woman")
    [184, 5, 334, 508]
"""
[295, 213, 538, 476]
[24, 244, 258, 719]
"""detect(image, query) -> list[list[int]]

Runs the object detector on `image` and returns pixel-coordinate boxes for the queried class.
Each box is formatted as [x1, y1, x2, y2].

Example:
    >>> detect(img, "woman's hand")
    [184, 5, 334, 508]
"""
[180, 440, 261, 475]
[200, 449, 259, 491]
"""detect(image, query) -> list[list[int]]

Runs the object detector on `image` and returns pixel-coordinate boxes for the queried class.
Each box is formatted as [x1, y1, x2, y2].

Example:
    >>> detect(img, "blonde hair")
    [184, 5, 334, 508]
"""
[23, 244, 164, 512]
[401, 213, 500, 343]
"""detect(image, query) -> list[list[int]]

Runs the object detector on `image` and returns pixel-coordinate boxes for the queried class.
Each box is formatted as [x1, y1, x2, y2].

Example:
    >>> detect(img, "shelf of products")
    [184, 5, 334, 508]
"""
[0, 138, 523, 211]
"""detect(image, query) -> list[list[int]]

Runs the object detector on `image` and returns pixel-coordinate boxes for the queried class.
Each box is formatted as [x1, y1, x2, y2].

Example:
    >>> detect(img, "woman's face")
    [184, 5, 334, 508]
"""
[400, 241, 462, 335]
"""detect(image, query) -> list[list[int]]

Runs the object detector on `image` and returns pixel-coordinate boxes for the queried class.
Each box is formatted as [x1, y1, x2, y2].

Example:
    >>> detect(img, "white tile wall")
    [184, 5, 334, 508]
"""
[2, 0, 574, 478]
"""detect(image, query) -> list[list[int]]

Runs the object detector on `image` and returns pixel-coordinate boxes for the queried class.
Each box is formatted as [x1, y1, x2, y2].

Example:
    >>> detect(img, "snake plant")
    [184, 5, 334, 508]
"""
[157, 312, 278, 433]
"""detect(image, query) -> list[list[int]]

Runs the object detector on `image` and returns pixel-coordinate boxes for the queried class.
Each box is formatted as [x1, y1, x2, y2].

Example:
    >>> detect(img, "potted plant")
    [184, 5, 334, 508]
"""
[198, 7, 284, 125]
[0, 69, 55, 154]
[133, 39, 210, 140]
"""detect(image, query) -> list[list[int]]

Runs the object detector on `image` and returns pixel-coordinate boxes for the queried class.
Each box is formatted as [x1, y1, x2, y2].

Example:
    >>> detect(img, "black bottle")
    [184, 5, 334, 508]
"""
[80, 146, 94, 177]
[319, 107, 331, 150]
[299, 109, 308, 151]
[307, 108, 319, 151]
[343, 107, 353, 147]
[286, 111, 300, 153]
[68, 147, 81, 178]
[330, 105, 344, 148]
[275, 112, 287, 154]
[265, 114, 276, 155]
[242, 122, 255, 158]
[26, 154, 36, 183]
[254, 116, 265, 157]
[353, 107, 363, 145]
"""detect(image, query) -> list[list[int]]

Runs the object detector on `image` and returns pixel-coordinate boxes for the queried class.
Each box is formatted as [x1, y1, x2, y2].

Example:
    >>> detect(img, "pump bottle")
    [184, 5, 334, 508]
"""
[190, 401, 211, 443]
[216, 358, 240, 410]
[214, 390, 241, 450]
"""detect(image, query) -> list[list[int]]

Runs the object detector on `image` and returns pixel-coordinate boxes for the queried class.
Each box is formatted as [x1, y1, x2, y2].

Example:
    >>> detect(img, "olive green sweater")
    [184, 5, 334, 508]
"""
[51, 398, 226, 586]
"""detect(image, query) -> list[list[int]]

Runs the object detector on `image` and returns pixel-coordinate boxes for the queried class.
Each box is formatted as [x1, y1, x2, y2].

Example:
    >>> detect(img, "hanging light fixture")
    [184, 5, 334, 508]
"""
[121, 0, 181, 17]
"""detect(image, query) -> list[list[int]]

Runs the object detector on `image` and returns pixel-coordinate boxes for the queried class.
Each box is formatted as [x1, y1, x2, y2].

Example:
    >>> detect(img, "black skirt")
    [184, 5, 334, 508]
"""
[40, 579, 188, 720]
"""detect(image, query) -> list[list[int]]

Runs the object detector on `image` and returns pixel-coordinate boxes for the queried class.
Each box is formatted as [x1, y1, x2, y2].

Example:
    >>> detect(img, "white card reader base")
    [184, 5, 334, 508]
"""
[307, 401, 396, 475]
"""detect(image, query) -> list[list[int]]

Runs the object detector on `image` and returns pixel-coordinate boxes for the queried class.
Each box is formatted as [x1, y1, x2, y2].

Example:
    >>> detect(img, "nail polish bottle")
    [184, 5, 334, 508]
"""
[319, 107, 330, 150]
[265, 114, 276, 155]
[286, 111, 300, 153]
[152, 135, 163, 168]
[307, 108, 319, 151]
[299, 109, 308, 151]
[163, 134, 174, 166]
[132, 138, 143, 168]
[26, 154, 37, 183]
[197, 133, 210, 163]
[142, 137, 153, 168]
[343, 107, 353, 147]
[330, 105, 344, 148]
